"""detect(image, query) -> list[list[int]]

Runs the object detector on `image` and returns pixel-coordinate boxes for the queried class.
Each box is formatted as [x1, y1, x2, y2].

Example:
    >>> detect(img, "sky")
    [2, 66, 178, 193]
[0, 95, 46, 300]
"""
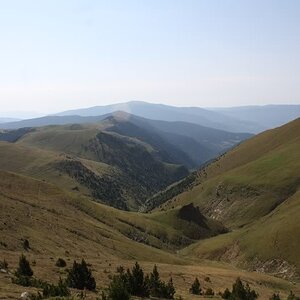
[1, 0, 300, 117]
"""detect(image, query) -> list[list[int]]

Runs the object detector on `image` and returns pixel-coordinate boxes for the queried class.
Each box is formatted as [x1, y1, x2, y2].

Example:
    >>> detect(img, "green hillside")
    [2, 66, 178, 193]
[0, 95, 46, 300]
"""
[0, 120, 189, 210]
[152, 118, 300, 227]
[1, 171, 299, 299]
[181, 188, 300, 278]
[152, 118, 300, 277]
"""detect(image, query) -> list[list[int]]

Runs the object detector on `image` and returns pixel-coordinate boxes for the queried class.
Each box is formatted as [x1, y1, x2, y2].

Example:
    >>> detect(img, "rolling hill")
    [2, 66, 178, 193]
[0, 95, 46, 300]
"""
[0, 117, 21, 123]
[1, 170, 299, 299]
[0, 113, 251, 210]
[0, 112, 252, 168]
[0, 132, 187, 211]
[148, 118, 300, 277]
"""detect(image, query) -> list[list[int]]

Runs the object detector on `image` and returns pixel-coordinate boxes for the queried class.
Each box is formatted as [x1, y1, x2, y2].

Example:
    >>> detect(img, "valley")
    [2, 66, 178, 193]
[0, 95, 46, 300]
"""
[0, 112, 299, 299]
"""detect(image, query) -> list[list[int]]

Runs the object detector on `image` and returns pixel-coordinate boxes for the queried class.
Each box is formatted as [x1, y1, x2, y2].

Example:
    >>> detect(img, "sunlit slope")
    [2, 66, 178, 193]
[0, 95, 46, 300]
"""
[181, 188, 300, 278]
[2, 175, 299, 300]
[0, 141, 120, 205]
[157, 118, 300, 228]
[0, 122, 188, 210]
[0, 170, 191, 261]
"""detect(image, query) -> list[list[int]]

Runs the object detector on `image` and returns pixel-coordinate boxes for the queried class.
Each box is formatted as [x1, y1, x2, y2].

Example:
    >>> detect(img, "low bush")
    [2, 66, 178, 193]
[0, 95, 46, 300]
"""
[55, 258, 67, 268]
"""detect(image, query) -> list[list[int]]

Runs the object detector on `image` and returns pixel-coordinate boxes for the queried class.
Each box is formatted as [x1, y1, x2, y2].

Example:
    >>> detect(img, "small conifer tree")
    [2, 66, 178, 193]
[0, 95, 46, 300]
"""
[190, 277, 201, 295]
[287, 291, 300, 300]
[270, 293, 281, 300]
[16, 254, 33, 277]
[66, 259, 96, 290]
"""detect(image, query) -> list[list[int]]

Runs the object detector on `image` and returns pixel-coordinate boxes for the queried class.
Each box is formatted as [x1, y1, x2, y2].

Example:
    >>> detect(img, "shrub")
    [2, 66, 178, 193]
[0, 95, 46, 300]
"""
[0, 259, 8, 269]
[190, 277, 201, 295]
[287, 291, 300, 300]
[42, 278, 70, 298]
[66, 259, 96, 290]
[16, 254, 33, 277]
[270, 293, 281, 300]
[55, 258, 67, 268]
[23, 239, 30, 251]
[221, 288, 231, 299]
[205, 288, 214, 296]
[12, 275, 46, 288]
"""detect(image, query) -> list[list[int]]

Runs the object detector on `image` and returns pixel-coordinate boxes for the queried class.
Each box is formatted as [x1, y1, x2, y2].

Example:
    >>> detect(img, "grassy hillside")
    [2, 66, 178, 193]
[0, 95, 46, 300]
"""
[1, 171, 299, 299]
[105, 112, 252, 168]
[151, 118, 300, 227]
[181, 188, 300, 279]
[149, 118, 300, 278]
[0, 113, 250, 210]
[0, 120, 189, 210]
[0, 111, 252, 168]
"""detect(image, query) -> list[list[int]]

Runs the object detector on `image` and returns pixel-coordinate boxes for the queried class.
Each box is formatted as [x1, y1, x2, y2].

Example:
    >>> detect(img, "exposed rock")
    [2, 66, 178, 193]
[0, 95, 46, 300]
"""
[20, 292, 30, 300]
[252, 258, 297, 280]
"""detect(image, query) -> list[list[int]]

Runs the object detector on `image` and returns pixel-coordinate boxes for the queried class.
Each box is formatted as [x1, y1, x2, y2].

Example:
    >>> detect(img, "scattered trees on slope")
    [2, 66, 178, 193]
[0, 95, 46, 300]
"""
[103, 262, 175, 300]
[8, 255, 300, 300]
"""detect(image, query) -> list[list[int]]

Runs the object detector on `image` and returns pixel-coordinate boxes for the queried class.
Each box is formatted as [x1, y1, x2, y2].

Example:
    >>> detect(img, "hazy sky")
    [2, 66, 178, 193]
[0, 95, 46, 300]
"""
[1, 0, 300, 116]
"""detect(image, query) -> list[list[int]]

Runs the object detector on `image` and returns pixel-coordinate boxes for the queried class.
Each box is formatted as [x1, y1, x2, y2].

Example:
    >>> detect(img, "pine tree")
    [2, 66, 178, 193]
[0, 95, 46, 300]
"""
[221, 288, 231, 299]
[107, 275, 130, 300]
[148, 265, 161, 297]
[126, 262, 149, 297]
[287, 291, 300, 300]
[16, 254, 33, 277]
[190, 277, 201, 295]
[164, 277, 176, 299]
[66, 259, 96, 290]
[269, 293, 281, 300]
[221, 278, 258, 300]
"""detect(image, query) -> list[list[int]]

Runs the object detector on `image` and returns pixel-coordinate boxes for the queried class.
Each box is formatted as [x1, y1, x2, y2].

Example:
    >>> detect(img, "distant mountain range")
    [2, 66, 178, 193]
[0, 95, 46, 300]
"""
[0, 117, 20, 123]
[210, 104, 300, 130]
[54, 101, 300, 133]
[1, 101, 299, 133]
